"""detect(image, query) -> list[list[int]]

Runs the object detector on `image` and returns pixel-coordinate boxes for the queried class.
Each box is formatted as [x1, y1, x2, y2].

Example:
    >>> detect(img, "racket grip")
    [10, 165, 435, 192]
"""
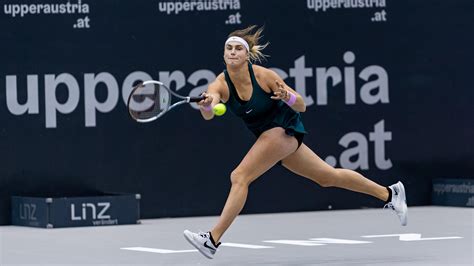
[189, 96, 206, 102]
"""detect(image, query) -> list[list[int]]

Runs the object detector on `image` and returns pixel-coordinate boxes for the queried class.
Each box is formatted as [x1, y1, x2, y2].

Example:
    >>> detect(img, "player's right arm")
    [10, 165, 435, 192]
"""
[198, 78, 224, 120]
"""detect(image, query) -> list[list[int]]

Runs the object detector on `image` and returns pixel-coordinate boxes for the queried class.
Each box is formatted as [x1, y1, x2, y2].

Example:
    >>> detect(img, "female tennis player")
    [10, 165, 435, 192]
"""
[184, 25, 407, 259]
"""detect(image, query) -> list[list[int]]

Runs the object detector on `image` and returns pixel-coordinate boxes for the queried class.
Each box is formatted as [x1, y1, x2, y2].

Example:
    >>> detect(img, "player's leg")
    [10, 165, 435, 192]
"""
[210, 127, 298, 242]
[281, 143, 407, 225]
[184, 127, 298, 259]
[281, 143, 389, 201]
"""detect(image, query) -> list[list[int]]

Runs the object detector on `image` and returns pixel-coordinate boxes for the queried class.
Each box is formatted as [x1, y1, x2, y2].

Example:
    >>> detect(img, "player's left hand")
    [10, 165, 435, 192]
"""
[270, 80, 290, 101]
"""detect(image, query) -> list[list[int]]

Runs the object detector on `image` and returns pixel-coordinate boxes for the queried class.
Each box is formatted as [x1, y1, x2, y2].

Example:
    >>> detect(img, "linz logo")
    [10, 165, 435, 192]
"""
[19, 203, 37, 220]
[70, 202, 111, 221]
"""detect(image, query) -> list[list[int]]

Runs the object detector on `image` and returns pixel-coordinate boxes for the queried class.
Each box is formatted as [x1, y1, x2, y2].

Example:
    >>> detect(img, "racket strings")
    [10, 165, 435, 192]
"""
[129, 83, 170, 120]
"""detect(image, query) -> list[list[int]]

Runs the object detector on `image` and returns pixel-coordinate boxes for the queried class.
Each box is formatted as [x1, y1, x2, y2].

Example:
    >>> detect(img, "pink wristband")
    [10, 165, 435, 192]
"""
[201, 105, 212, 111]
[284, 92, 297, 106]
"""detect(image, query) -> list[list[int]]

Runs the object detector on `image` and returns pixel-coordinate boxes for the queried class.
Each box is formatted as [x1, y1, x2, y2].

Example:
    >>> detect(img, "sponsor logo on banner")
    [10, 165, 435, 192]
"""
[2, 0, 91, 29]
[157, 0, 242, 24]
[433, 180, 474, 207]
[306, 0, 388, 22]
[19, 203, 37, 221]
[5, 51, 389, 127]
[70, 202, 118, 225]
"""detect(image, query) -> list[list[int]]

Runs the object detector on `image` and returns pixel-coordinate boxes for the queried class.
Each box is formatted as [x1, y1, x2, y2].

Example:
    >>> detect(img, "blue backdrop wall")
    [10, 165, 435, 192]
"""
[1, 0, 473, 224]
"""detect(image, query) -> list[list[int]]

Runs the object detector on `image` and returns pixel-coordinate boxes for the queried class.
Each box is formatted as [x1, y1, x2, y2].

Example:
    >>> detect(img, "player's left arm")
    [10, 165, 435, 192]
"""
[264, 68, 306, 112]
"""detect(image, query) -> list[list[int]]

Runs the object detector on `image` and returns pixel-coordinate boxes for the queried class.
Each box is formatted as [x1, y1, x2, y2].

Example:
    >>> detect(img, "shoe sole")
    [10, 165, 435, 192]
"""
[398, 182, 408, 226]
[183, 231, 213, 259]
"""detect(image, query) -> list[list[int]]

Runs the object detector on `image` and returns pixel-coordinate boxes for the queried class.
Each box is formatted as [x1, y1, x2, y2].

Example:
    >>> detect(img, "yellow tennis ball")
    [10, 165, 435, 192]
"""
[213, 103, 226, 116]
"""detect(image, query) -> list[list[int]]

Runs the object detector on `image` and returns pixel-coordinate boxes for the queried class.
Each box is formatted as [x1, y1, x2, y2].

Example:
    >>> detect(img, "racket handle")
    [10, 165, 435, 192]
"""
[189, 96, 206, 102]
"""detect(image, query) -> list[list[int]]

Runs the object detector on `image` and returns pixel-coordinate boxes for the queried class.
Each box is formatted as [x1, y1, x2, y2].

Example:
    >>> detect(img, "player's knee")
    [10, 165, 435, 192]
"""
[230, 169, 251, 187]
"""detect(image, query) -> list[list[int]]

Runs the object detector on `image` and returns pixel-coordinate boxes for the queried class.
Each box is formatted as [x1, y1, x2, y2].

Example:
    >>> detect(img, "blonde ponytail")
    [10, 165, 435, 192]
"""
[228, 25, 269, 63]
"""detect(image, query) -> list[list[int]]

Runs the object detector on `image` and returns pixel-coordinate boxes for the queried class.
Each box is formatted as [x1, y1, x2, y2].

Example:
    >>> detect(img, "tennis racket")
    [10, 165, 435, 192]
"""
[127, 80, 205, 123]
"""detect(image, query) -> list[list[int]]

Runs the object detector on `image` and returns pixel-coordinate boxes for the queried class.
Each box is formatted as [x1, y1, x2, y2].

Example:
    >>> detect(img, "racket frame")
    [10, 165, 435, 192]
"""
[127, 80, 204, 123]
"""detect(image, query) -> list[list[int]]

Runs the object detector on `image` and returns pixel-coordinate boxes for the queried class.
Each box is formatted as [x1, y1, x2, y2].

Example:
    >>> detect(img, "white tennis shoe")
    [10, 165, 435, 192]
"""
[384, 181, 408, 226]
[183, 230, 220, 259]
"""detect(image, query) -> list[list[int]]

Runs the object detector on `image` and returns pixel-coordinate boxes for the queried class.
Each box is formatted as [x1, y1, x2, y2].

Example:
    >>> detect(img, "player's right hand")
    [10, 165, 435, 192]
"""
[198, 92, 214, 109]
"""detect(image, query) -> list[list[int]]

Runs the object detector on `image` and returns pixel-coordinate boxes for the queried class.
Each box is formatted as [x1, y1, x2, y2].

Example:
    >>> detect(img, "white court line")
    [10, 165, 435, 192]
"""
[121, 243, 273, 254]
[263, 240, 325, 246]
[121, 247, 197, 254]
[122, 233, 464, 255]
[361, 233, 463, 241]
[264, 238, 371, 246]
[221, 242, 274, 249]
[309, 238, 372, 244]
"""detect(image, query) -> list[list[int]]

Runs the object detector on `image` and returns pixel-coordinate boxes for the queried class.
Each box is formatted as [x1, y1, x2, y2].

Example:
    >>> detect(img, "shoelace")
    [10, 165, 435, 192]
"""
[198, 231, 209, 239]
[384, 202, 395, 210]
